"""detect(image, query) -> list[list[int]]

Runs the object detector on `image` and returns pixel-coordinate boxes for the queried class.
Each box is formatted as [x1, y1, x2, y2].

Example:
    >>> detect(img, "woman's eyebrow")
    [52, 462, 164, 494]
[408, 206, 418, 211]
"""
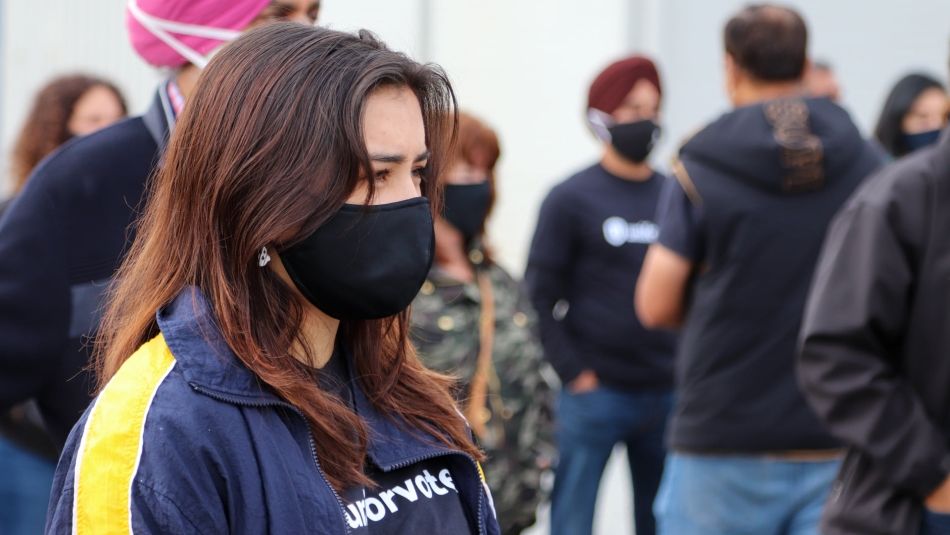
[370, 150, 430, 164]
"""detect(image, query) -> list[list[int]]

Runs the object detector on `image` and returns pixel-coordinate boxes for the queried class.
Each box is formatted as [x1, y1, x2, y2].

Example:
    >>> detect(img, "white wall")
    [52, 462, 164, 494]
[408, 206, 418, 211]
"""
[1, 0, 159, 140]
[2, 0, 950, 275]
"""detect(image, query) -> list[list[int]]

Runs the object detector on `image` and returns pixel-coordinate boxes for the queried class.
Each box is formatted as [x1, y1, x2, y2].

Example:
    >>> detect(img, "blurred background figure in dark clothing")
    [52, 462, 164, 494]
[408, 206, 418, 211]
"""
[637, 5, 883, 534]
[527, 54, 676, 535]
[0, 72, 126, 535]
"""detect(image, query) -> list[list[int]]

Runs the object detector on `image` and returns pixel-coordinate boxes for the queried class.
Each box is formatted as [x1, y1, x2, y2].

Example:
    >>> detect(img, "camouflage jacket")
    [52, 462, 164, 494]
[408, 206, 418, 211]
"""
[411, 256, 557, 534]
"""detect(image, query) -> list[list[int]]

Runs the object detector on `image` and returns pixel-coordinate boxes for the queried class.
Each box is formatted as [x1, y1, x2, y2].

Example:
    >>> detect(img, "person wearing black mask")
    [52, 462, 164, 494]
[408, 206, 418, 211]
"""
[410, 112, 556, 535]
[46, 24, 499, 535]
[526, 55, 676, 535]
[873, 73, 948, 159]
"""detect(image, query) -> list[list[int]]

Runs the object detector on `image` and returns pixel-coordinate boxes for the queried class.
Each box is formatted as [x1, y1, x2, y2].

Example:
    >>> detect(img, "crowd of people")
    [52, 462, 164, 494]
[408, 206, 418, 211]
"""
[0, 1, 949, 535]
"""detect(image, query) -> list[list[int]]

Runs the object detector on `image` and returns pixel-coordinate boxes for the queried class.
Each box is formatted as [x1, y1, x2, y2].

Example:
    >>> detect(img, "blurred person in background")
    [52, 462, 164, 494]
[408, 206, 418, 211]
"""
[804, 60, 841, 102]
[47, 23, 499, 534]
[526, 55, 676, 535]
[7, 74, 127, 207]
[799, 99, 950, 535]
[874, 73, 948, 159]
[0, 0, 318, 455]
[0, 73, 126, 535]
[636, 4, 883, 534]
[798, 49, 950, 535]
[410, 111, 556, 535]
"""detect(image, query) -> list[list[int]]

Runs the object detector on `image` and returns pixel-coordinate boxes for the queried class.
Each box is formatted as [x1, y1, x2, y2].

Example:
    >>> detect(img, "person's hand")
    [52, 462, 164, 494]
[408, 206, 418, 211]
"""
[926, 476, 950, 513]
[569, 370, 599, 394]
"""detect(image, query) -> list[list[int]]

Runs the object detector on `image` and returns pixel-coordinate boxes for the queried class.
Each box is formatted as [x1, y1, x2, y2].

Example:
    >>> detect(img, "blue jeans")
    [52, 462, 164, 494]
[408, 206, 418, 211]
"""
[550, 386, 672, 535]
[654, 453, 839, 535]
[0, 436, 57, 535]
[921, 510, 950, 535]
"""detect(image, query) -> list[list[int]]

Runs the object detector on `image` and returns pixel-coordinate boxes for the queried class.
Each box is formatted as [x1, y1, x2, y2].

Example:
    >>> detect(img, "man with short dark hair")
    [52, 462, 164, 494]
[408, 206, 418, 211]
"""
[635, 4, 883, 534]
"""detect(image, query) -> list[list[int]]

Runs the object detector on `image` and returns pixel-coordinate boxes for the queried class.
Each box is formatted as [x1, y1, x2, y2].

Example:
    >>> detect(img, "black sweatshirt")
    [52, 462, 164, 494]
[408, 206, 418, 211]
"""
[0, 89, 168, 445]
[526, 164, 675, 391]
[658, 97, 883, 453]
[798, 129, 950, 535]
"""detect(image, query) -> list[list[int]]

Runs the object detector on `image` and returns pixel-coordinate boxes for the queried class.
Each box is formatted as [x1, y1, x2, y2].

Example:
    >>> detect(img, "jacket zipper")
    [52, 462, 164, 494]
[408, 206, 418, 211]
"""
[383, 450, 487, 535]
[188, 383, 352, 534]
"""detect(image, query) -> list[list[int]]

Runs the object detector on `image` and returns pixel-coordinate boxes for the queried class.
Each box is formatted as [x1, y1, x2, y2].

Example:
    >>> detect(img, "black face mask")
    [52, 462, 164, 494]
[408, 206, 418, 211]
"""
[281, 197, 435, 320]
[902, 129, 941, 152]
[607, 119, 661, 163]
[442, 183, 492, 242]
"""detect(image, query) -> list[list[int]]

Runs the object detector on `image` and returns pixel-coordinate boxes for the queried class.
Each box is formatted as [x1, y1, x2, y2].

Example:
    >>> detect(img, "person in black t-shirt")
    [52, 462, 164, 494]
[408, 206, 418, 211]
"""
[526, 55, 676, 535]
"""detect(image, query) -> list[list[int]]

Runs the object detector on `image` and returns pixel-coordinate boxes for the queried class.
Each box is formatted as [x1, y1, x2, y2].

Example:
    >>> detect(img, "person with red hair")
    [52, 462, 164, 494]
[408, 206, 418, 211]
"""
[526, 55, 676, 535]
[411, 112, 556, 535]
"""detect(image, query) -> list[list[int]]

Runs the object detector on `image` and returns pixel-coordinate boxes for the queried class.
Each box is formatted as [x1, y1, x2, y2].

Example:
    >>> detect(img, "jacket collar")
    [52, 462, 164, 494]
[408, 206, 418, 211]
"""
[157, 287, 456, 469]
[140, 81, 177, 152]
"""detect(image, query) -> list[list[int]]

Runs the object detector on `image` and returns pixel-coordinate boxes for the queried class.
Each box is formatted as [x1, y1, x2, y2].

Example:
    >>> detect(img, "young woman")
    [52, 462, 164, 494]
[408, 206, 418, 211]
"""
[9, 74, 126, 195]
[46, 23, 499, 535]
[410, 112, 556, 535]
[874, 73, 948, 158]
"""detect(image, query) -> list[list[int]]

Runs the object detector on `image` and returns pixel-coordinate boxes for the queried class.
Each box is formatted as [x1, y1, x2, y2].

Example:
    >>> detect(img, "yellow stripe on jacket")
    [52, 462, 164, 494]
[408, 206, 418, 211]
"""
[72, 334, 176, 535]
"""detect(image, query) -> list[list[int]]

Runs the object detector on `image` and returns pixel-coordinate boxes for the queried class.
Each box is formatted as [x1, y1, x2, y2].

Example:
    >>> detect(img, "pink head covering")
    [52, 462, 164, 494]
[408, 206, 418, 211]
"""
[126, 0, 271, 68]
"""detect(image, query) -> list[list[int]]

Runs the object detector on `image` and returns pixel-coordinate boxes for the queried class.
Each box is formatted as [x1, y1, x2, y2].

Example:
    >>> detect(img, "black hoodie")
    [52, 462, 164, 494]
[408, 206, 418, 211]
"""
[660, 97, 883, 453]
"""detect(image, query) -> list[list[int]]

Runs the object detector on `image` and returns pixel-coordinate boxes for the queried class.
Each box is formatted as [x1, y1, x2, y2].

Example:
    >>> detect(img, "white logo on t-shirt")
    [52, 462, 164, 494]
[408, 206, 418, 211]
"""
[602, 217, 659, 247]
[343, 468, 459, 529]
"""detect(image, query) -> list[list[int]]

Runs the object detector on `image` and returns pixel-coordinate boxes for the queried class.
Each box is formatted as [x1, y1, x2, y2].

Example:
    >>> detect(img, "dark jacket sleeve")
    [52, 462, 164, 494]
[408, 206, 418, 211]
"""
[798, 170, 950, 498]
[0, 167, 71, 411]
[524, 186, 585, 384]
[45, 420, 218, 535]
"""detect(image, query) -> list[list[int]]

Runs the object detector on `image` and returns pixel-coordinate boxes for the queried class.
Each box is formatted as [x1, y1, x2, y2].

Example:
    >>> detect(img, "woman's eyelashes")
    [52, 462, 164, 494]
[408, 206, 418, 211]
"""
[412, 164, 428, 182]
[372, 164, 429, 185]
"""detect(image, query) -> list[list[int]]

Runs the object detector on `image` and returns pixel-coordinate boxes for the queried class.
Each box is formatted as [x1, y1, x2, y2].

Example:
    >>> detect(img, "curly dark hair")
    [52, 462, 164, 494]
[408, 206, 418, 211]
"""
[10, 74, 127, 192]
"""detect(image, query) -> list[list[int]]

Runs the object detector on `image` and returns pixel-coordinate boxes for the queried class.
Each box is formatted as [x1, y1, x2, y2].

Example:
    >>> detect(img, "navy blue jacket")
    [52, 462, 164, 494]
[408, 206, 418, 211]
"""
[46, 288, 500, 534]
[0, 88, 172, 444]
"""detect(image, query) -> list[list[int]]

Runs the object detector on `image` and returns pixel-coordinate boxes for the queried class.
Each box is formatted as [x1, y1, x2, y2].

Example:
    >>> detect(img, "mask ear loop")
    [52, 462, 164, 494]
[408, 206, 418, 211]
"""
[586, 108, 615, 143]
[258, 247, 272, 267]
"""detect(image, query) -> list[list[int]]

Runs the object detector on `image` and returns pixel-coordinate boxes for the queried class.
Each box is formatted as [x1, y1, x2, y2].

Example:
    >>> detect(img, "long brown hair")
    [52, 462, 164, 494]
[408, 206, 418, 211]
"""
[95, 23, 481, 492]
[11, 74, 127, 192]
